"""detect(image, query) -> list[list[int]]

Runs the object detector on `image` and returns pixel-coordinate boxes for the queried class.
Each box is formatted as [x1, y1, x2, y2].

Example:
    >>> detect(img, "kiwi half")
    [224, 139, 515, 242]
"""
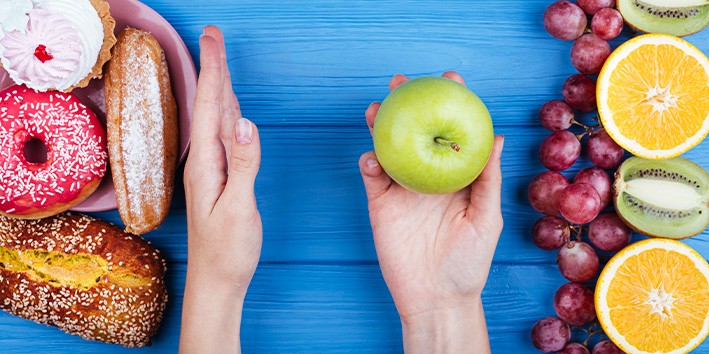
[614, 156, 709, 239]
[618, 0, 709, 36]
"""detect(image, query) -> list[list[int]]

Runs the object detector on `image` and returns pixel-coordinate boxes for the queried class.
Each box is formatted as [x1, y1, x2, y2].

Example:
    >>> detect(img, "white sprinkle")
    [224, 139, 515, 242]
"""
[0, 87, 107, 213]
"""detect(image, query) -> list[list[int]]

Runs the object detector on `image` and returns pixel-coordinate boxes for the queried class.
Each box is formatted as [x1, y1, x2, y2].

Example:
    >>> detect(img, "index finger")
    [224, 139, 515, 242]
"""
[365, 102, 380, 134]
[185, 33, 228, 213]
[365, 74, 410, 133]
[191, 34, 224, 155]
[442, 71, 466, 86]
[388, 74, 410, 91]
[204, 26, 241, 117]
[203, 26, 242, 172]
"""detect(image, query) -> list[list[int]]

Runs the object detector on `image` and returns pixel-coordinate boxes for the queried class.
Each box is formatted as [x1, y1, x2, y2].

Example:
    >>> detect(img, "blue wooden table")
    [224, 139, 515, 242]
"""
[4, 0, 709, 352]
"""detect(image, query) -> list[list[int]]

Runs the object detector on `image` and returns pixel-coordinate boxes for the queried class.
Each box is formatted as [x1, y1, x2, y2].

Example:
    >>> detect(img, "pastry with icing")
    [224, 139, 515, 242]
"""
[0, 0, 116, 91]
[0, 84, 108, 219]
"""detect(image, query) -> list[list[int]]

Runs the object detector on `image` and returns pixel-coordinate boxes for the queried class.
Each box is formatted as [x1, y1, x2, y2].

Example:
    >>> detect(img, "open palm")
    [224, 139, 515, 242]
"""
[181, 26, 262, 354]
[359, 72, 505, 322]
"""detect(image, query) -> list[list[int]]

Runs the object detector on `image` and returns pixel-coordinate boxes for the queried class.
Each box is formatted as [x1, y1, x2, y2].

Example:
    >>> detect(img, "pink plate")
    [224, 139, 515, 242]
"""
[0, 0, 196, 212]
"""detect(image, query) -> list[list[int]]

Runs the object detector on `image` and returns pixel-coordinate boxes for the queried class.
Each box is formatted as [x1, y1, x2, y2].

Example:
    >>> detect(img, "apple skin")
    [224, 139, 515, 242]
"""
[372, 76, 494, 194]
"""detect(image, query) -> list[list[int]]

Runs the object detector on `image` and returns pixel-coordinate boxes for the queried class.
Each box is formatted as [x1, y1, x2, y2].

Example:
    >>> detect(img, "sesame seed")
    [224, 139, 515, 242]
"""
[0, 213, 167, 346]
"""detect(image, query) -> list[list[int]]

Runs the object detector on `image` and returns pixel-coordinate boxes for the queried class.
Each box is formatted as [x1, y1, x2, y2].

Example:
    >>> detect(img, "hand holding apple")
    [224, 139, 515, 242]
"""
[359, 72, 504, 353]
[373, 76, 494, 194]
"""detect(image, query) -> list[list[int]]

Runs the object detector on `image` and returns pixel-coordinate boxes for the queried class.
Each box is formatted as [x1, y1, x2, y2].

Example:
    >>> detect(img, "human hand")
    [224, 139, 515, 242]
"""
[359, 72, 504, 353]
[180, 26, 262, 353]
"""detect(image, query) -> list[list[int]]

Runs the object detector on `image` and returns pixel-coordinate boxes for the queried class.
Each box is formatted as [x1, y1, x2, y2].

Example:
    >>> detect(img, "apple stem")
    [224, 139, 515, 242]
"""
[434, 137, 460, 152]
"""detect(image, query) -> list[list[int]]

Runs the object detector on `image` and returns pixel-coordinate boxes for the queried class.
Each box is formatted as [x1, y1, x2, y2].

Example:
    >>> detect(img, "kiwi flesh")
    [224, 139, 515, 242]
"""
[614, 156, 709, 239]
[618, 0, 709, 36]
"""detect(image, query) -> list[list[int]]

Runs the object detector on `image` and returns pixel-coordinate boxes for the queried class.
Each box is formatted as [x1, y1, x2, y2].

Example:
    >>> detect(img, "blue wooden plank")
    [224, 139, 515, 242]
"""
[135, 0, 619, 127]
[0, 263, 657, 353]
[141, 0, 708, 128]
[104, 128, 709, 265]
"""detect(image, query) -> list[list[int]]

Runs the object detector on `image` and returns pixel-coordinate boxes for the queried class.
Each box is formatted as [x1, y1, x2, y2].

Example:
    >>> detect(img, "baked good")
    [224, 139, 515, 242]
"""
[0, 212, 167, 347]
[105, 28, 178, 234]
[0, 0, 116, 91]
[0, 85, 108, 219]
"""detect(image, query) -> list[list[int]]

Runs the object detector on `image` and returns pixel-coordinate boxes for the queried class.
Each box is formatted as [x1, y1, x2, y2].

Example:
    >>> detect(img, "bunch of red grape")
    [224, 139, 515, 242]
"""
[530, 1, 633, 353]
[544, 0, 623, 75]
[532, 316, 623, 353]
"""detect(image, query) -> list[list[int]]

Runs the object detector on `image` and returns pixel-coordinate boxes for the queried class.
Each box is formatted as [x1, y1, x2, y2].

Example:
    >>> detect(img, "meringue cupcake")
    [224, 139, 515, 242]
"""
[0, 0, 116, 91]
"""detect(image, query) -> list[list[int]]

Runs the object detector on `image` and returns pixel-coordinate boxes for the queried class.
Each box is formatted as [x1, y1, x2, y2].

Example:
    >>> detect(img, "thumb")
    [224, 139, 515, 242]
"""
[468, 135, 504, 223]
[219, 117, 261, 207]
[359, 151, 392, 200]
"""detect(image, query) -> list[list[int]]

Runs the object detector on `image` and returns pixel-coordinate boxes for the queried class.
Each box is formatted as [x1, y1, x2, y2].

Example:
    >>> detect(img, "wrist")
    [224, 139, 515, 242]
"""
[401, 298, 489, 354]
[180, 267, 245, 353]
[185, 261, 251, 300]
[186, 229, 259, 298]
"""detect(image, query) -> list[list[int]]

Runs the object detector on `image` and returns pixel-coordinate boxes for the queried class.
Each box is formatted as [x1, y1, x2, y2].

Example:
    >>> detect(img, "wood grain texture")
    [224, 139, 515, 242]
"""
[91, 129, 709, 265]
[0, 263, 585, 353]
[4, 0, 709, 352]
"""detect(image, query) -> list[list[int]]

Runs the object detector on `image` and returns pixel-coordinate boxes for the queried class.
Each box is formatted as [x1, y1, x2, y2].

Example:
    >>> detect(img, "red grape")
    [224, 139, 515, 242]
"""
[559, 342, 591, 354]
[559, 183, 601, 225]
[592, 8, 623, 40]
[553, 282, 596, 325]
[557, 241, 599, 282]
[571, 34, 610, 75]
[589, 213, 632, 252]
[593, 340, 623, 354]
[588, 129, 624, 169]
[562, 75, 597, 112]
[539, 100, 574, 131]
[532, 216, 570, 250]
[544, 1, 588, 40]
[574, 167, 612, 208]
[577, 0, 615, 15]
[539, 131, 581, 171]
[528, 171, 570, 215]
[531, 316, 571, 352]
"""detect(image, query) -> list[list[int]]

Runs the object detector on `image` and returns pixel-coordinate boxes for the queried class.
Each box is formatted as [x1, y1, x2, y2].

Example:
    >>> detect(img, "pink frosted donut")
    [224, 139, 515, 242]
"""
[0, 84, 107, 218]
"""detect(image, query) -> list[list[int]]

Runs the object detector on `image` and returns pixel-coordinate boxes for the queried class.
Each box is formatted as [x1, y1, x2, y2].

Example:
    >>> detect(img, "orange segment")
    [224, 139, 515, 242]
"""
[597, 34, 709, 159]
[596, 239, 709, 354]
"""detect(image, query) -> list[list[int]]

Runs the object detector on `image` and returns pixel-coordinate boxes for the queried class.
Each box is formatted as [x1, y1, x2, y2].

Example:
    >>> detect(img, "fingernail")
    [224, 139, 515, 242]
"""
[366, 158, 379, 169]
[202, 26, 208, 35]
[497, 136, 505, 158]
[235, 117, 254, 144]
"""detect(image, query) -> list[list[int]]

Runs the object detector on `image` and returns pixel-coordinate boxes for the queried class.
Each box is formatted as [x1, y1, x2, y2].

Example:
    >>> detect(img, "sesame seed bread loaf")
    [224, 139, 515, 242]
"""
[0, 212, 167, 347]
[105, 28, 178, 235]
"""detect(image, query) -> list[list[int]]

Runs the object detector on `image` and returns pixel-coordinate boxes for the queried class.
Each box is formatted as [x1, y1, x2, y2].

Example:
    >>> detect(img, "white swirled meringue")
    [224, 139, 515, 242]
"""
[0, 9, 82, 91]
[0, 0, 33, 33]
[0, 0, 103, 91]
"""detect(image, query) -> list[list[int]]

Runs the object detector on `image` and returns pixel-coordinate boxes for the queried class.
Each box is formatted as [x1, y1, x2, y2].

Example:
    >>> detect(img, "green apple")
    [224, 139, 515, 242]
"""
[372, 76, 494, 194]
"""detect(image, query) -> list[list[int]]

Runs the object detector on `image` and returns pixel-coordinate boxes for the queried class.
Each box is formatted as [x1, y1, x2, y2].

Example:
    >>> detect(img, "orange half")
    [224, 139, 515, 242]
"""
[597, 34, 709, 159]
[595, 239, 709, 353]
